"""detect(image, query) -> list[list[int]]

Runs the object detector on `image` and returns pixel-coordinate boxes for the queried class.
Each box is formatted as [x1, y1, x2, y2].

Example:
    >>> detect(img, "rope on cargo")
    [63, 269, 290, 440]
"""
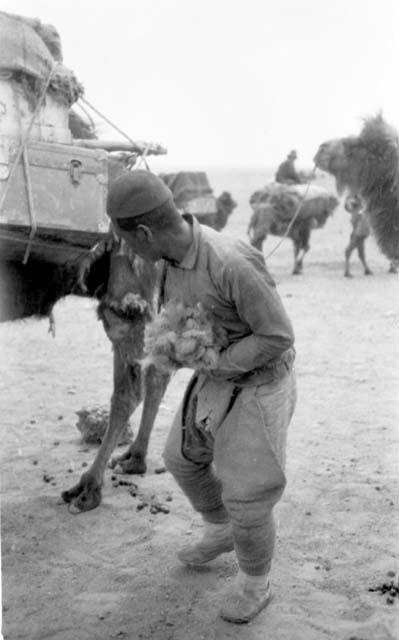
[0, 62, 60, 263]
[78, 96, 151, 163]
[0, 62, 60, 216]
[264, 165, 317, 260]
[74, 100, 96, 133]
[22, 146, 38, 264]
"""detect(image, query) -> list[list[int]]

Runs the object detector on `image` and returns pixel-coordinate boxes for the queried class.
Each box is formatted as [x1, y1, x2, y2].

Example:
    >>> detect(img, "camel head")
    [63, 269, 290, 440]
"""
[314, 115, 399, 197]
[213, 191, 237, 230]
[217, 191, 237, 214]
[313, 136, 364, 195]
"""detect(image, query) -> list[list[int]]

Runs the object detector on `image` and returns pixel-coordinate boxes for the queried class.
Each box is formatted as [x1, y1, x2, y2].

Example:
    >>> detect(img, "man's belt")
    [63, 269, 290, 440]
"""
[230, 346, 296, 387]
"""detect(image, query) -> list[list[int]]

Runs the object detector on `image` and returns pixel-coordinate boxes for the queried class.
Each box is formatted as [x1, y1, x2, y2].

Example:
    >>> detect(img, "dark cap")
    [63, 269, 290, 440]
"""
[106, 170, 173, 220]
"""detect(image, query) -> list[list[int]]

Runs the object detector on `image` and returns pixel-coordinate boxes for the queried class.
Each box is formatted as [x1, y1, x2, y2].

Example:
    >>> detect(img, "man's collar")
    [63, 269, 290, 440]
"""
[163, 214, 200, 270]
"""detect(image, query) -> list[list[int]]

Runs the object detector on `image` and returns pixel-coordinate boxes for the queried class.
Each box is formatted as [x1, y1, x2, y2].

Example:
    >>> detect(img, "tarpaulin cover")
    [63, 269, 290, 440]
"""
[0, 11, 54, 78]
[0, 11, 82, 106]
[159, 172, 214, 208]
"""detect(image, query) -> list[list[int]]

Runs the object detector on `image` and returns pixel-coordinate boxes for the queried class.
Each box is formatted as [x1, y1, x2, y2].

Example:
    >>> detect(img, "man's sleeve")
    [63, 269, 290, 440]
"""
[213, 254, 294, 378]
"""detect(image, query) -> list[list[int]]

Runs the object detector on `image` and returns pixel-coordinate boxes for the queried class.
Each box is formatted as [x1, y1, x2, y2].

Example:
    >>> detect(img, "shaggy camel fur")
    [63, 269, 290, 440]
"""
[314, 114, 399, 262]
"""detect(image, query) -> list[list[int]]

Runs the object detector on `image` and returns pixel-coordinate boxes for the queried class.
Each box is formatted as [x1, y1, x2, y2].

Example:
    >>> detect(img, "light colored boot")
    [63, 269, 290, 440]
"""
[220, 569, 272, 624]
[177, 521, 234, 565]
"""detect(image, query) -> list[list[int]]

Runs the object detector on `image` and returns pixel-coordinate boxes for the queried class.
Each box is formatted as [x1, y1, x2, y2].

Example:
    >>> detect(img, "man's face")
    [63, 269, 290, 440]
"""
[114, 224, 163, 263]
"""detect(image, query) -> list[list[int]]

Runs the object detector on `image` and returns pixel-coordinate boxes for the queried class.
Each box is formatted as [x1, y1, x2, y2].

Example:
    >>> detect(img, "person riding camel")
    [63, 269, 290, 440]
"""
[275, 150, 301, 185]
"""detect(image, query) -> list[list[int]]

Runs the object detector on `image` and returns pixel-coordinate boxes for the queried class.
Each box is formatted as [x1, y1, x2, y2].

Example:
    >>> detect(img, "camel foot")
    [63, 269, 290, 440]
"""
[109, 448, 147, 475]
[61, 472, 102, 513]
[344, 271, 353, 278]
[364, 269, 373, 276]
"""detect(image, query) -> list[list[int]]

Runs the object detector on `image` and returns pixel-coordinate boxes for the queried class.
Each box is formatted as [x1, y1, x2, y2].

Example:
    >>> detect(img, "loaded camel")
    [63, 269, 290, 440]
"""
[314, 114, 399, 265]
[248, 183, 339, 274]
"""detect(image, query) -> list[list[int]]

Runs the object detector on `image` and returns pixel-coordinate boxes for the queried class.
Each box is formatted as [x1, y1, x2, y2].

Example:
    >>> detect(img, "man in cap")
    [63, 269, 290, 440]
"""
[107, 170, 296, 624]
[275, 150, 301, 184]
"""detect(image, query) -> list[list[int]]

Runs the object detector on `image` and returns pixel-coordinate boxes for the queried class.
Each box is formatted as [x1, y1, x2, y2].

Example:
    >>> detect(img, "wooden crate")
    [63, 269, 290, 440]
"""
[0, 136, 110, 263]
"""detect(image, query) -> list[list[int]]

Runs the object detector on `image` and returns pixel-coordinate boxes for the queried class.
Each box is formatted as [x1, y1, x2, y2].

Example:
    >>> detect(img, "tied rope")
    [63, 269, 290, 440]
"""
[264, 165, 317, 260]
[0, 62, 60, 215]
[79, 96, 150, 165]
[78, 97, 151, 171]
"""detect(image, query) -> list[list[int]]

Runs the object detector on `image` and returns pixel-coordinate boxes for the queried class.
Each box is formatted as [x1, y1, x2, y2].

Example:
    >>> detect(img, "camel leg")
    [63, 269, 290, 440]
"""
[357, 238, 373, 275]
[344, 234, 356, 277]
[62, 346, 142, 512]
[292, 241, 302, 275]
[292, 226, 311, 275]
[110, 364, 170, 474]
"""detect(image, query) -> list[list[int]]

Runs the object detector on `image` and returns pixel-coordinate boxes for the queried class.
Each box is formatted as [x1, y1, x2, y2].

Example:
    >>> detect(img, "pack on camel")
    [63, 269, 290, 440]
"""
[247, 183, 339, 274]
[313, 114, 399, 264]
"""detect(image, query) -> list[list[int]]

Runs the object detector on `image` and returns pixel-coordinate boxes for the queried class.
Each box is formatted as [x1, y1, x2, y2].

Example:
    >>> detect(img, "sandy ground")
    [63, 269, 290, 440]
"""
[1, 176, 399, 640]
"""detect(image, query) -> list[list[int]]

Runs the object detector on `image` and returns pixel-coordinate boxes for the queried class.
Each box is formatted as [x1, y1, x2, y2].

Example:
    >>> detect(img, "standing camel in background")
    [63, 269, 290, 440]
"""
[247, 184, 338, 274]
[314, 114, 399, 264]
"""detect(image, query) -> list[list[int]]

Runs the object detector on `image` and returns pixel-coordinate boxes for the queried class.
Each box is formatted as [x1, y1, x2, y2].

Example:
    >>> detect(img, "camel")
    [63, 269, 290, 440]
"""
[247, 184, 339, 274]
[0, 239, 170, 512]
[159, 172, 237, 232]
[313, 114, 399, 263]
[61, 238, 171, 512]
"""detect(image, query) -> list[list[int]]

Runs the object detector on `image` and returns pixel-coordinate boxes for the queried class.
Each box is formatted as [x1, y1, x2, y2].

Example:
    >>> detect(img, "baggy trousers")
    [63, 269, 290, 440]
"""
[163, 368, 297, 576]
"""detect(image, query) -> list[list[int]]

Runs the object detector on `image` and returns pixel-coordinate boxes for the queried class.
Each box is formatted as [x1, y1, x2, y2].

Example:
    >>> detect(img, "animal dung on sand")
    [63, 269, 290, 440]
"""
[76, 407, 133, 445]
[142, 301, 228, 373]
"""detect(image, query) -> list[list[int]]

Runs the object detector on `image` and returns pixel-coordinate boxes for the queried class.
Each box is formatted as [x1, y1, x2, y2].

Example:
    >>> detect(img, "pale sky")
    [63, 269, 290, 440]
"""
[3, 0, 399, 169]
